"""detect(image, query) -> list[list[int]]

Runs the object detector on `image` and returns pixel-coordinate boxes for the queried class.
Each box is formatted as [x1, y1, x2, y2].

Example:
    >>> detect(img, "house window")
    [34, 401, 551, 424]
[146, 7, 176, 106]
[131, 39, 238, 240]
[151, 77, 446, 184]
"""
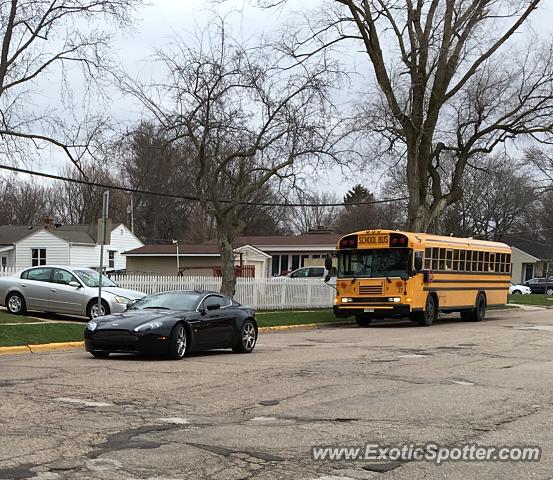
[31, 248, 46, 266]
[271, 255, 280, 276]
[108, 250, 115, 269]
[1, 257, 6, 271]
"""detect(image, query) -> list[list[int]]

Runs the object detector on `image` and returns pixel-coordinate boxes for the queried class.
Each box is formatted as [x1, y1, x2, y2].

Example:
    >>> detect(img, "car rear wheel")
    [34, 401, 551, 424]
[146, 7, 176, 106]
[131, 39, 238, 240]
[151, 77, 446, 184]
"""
[7, 293, 26, 315]
[168, 324, 187, 360]
[233, 320, 257, 353]
[90, 351, 110, 358]
[87, 300, 110, 319]
[511, 290, 521, 295]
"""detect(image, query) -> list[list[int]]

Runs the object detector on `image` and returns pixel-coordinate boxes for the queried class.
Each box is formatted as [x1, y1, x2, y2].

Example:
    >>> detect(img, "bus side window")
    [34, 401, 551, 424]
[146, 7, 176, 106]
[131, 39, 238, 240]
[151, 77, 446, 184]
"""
[465, 250, 472, 271]
[489, 253, 495, 272]
[439, 248, 446, 271]
[478, 251, 484, 272]
[424, 248, 431, 269]
[499, 253, 505, 272]
[459, 250, 466, 271]
[432, 248, 439, 271]
[446, 249, 453, 270]
[472, 251, 478, 272]
[453, 250, 459, 271]
[506, 253, 511, 273]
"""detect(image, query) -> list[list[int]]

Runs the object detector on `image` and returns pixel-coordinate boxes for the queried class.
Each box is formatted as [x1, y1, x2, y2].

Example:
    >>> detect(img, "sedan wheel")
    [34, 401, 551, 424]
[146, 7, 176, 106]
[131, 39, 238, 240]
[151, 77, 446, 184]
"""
[87, 301, 110, 319]
[233, 320, 257, 353]
[168, 325, 187, 360]
[511, 290, 521, 295]
[547, 288, 553, 296]
[7, 293, 26, 315]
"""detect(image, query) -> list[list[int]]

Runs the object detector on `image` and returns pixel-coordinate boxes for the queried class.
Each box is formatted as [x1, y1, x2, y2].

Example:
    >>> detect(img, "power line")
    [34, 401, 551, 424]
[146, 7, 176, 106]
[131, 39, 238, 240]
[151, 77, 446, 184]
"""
[0, 164, 408, 208]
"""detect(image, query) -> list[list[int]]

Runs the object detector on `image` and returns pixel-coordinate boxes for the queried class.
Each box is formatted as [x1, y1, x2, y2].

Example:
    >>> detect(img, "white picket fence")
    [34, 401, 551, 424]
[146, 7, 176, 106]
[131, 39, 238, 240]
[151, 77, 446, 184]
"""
[111, 275, 335, 310]
[0, 268, 334, 310]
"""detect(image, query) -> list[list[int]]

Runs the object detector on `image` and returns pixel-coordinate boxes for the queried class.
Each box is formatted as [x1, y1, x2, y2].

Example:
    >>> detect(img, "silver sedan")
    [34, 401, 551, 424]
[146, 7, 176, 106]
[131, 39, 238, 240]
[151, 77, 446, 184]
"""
[0, 265, 145, 319]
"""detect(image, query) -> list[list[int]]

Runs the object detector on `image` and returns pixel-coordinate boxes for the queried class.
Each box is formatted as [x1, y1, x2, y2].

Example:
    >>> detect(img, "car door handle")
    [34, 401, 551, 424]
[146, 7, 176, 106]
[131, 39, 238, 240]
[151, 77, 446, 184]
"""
[50, 289, 57, 292]
[20, 284, 26, 287]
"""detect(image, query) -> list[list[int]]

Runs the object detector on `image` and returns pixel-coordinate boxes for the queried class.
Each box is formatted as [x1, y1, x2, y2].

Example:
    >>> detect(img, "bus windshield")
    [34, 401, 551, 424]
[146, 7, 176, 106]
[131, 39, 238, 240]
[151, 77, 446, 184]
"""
[338, 249, 411, 278]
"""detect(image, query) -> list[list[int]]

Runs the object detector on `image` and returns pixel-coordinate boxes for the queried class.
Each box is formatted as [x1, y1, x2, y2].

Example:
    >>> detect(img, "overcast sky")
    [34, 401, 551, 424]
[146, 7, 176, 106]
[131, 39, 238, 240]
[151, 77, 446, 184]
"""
[37, 0, 553, 199]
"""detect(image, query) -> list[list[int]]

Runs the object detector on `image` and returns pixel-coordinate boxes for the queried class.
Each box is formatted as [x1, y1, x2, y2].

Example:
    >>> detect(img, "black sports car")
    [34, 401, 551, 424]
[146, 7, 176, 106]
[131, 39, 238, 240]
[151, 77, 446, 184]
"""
[84, 290, 257, 359]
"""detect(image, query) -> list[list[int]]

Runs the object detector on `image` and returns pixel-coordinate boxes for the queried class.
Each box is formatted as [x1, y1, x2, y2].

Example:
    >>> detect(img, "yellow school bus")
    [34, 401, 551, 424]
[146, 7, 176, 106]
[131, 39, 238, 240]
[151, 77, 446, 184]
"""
[327, 229, 511, 327]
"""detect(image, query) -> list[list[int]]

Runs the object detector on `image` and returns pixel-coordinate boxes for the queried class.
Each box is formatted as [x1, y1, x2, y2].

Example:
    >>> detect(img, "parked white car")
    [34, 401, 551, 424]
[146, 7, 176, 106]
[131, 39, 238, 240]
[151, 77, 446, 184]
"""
[509, 283, 531, 295]
[0, 265, 145, 318]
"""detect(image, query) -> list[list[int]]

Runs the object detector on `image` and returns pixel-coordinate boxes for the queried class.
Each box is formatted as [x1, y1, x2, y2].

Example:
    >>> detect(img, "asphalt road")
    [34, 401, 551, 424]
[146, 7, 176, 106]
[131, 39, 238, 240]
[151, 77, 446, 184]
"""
[1, 307, 553, 480]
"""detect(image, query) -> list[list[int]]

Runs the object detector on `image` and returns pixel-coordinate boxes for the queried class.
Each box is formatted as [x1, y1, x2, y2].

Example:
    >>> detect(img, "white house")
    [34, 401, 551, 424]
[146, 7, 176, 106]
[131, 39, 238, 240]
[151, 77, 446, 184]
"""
[0, 221, 143, 271]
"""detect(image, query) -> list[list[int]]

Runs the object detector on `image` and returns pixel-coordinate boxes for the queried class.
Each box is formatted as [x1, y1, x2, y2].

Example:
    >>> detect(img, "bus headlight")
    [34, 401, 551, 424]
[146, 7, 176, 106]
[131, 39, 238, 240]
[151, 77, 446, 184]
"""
[341, 298, 353, 303]
[388, 297, 401, 302]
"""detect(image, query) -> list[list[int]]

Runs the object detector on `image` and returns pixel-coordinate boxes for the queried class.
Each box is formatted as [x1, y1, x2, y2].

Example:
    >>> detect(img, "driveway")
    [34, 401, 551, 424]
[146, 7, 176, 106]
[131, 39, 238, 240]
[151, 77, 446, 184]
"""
[1, 308, 552, 479]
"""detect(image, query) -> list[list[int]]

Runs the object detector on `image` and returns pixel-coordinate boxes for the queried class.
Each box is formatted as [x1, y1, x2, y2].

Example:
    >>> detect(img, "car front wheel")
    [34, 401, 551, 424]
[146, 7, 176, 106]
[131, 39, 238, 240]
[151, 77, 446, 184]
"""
[233, 320, 257, 353]
[7, 292, 26, 315]
[511, 290, 521, 295]
[87, 300, 110, 319]
[546, 288, 553, 296]
[168, 324, 188, 360]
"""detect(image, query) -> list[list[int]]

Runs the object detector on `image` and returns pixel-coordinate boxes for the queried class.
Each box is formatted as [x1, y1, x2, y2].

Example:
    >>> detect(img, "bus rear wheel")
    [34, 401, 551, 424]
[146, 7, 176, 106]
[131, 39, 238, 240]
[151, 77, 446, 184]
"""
[412, 295, 437, 327]
[461, 293, 486, 322]
[355, 315, 372, 327]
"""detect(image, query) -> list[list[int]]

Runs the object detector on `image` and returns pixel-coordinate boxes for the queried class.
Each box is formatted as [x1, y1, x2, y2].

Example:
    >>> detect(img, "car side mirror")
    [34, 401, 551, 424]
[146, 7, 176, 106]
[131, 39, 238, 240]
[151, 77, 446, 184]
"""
[206, 303, 220, 311]
[68, 281, 81, 288]
[325, 256, 333, 270]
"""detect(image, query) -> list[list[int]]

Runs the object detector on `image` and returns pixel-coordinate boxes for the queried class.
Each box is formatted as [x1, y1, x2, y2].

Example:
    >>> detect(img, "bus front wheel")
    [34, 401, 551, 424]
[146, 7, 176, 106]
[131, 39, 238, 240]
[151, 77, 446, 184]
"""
[355, 315, 372, 327]
[412, 295, 437, 327]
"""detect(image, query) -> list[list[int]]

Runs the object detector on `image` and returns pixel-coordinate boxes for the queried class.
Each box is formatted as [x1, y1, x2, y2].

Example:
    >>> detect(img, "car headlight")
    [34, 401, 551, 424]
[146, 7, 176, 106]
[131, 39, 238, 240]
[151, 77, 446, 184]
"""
[87, 321, 98, 331]
[133, 321, 163, 332]
[114, 295, 132, 305]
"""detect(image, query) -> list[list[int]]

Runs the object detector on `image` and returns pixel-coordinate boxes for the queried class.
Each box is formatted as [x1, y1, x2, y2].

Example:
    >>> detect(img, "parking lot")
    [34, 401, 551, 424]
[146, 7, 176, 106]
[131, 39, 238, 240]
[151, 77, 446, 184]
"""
[1, 307, 553, 479]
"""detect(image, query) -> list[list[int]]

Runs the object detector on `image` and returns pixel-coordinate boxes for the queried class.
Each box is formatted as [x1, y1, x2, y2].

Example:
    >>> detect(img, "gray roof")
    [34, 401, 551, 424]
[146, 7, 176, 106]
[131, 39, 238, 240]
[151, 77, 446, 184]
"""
[0, 223, 119, 246]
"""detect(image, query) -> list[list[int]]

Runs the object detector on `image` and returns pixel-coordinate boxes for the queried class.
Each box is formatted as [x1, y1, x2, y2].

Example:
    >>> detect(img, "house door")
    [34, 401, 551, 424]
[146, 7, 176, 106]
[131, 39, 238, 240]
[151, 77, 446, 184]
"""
[524, 263, 535, 282]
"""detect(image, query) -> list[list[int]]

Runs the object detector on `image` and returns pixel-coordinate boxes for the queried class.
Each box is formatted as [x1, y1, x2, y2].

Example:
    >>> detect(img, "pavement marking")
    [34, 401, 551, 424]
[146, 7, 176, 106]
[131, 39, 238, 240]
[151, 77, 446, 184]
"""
[158, 417, 190, 425]
[56, 397, 112, 407]
[515, 325, 553, 331]
[451, 380, 474, 386]
[250, 416, 278, 422]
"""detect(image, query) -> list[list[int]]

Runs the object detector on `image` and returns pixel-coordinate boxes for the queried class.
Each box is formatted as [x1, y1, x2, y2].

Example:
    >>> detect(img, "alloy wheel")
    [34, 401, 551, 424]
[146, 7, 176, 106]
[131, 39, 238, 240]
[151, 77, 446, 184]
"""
[8, 295, 21, 313]
[175, 326, 186, 357]
[90, 304, 106, 318]
[242, 322, 257, 351]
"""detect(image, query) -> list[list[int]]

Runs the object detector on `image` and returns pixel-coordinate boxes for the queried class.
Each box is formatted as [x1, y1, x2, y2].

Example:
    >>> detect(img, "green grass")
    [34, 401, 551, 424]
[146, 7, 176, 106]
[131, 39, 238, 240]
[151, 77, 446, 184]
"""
[0, 310, 41, 324]
[256, 309, 345, 327]
[0, 323, 84, 347]
[508, 294, 553, 307]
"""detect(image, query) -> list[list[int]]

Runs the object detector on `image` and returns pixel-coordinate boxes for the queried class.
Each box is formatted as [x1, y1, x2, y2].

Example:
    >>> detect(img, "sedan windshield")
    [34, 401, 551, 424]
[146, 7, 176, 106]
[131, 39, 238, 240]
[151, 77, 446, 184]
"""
[129, 292, 202, 312]
[74, 270, 118, 288]
[338, 249, 411, 278]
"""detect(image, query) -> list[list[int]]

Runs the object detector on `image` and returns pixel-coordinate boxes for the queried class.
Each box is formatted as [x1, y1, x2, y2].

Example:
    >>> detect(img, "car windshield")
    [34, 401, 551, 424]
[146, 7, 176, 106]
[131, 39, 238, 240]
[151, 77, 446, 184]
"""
[338, 249, 411, 278]
[129, 292, 202, 312]
[74, 270, 118, 288]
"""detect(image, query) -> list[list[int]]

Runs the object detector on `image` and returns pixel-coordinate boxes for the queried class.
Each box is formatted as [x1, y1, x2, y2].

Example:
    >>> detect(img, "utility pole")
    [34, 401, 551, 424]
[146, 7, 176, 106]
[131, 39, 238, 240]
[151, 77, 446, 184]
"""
[97, 191, 109, 317]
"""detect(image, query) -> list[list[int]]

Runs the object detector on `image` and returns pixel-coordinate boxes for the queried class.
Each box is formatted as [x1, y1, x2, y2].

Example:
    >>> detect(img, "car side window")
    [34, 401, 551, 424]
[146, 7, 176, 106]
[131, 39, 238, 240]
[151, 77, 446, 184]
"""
[309, 267, 325, 277]
[201, 295, 223, 310]
[538, 279, 546, 284]
[52, 268, 78, 285]
[291, 268, 309, 278]
[25, 267, 52, 282]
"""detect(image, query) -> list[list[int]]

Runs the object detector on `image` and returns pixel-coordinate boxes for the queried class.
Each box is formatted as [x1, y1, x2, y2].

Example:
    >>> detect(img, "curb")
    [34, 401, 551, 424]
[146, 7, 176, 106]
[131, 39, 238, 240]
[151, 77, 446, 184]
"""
[0, 341, 84, 356]
[258, 321, 355, 333]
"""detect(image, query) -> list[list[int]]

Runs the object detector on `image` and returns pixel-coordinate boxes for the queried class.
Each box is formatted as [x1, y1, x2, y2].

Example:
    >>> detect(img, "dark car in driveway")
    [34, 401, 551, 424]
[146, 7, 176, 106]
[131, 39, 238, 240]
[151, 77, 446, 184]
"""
[524, 278, 553, 295]
[84, 290, 257, 359]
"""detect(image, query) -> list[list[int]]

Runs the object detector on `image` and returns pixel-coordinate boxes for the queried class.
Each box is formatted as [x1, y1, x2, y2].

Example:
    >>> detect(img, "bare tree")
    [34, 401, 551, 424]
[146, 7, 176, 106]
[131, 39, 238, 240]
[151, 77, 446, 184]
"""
[0, 0, 140, 171]
[124, 20, 344, 295]
[0, 176, 50, 224]
[263, 0, 553, 231]
[288, 190, 341, 234]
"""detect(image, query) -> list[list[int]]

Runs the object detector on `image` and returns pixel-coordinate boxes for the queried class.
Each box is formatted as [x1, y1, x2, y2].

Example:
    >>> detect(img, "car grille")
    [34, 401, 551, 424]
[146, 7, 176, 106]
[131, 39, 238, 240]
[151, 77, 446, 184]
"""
[92, 329, 137, 345]
[358, 285, 383, 295]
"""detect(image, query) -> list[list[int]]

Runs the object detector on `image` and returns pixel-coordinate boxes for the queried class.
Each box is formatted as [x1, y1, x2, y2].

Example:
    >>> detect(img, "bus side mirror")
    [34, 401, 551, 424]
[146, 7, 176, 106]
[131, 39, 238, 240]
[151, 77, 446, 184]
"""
[414, 252, 423, 271]
[324, 274, 331, 283]
[325, 256, 333, 270]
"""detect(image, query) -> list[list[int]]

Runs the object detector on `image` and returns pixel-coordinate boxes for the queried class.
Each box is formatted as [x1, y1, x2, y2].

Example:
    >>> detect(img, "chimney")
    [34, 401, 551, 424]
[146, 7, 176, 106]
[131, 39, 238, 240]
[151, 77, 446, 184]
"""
[44, 216, 54, 229]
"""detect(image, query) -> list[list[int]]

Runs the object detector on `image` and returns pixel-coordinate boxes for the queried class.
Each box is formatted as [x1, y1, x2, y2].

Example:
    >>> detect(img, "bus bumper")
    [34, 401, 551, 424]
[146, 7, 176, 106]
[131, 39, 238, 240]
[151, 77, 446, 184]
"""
[333, 304, 412, 318]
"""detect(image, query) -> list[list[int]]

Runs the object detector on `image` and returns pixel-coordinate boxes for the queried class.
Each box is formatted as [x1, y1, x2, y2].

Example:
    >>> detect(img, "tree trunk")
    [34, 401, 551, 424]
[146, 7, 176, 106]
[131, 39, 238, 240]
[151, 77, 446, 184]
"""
[216, 218, 237, 297]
